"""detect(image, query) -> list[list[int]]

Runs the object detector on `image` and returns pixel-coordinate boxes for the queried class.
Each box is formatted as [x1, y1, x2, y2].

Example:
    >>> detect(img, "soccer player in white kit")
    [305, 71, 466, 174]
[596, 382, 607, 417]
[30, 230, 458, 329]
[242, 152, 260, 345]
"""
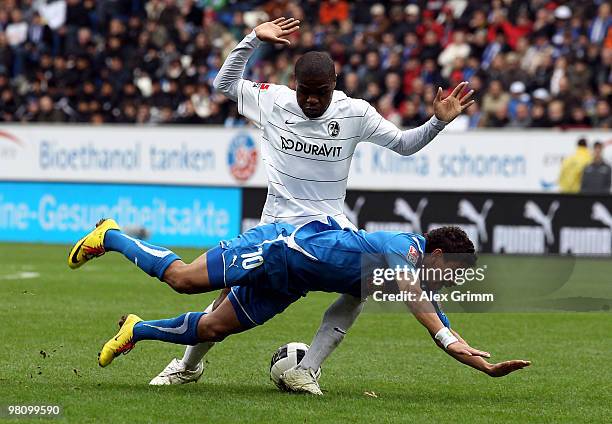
[150, 17, 476, 393]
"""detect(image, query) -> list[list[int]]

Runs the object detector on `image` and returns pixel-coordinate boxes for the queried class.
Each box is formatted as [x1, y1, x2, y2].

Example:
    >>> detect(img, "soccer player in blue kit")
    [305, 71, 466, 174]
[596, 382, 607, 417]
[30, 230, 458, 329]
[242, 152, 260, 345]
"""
[68, 218, 531, 385]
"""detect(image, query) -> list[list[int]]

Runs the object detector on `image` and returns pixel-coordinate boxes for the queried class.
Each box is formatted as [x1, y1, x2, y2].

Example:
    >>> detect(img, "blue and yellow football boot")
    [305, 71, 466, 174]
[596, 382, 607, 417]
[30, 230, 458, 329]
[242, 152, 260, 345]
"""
[98, 314, 142, 367]
[67, 218, 120, 269]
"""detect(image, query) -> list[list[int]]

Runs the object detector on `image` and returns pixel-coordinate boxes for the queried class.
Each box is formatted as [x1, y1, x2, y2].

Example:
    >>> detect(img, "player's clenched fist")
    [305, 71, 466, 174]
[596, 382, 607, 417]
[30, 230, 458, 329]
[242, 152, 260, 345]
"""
[255, 17, 300, 45]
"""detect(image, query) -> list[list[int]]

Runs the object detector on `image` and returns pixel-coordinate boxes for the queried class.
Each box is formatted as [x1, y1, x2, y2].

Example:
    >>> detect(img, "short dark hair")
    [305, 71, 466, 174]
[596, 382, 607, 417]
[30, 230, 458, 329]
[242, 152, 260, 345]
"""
[424, 226, 477, 267]
[577, 138, 587, 147]
[295, 51, 335, 82]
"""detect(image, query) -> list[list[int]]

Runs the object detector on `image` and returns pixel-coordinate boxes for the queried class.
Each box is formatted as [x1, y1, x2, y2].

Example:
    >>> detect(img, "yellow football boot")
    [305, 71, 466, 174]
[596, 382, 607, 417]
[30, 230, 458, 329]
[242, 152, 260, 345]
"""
[68, 218, 120, 269]
[98, 314, 142, 367]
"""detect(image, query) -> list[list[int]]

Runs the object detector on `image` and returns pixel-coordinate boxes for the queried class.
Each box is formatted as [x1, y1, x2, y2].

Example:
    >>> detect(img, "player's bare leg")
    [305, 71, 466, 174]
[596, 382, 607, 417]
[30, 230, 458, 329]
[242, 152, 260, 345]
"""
[195, 295, 246, 341]
[161, 252, 214, 294]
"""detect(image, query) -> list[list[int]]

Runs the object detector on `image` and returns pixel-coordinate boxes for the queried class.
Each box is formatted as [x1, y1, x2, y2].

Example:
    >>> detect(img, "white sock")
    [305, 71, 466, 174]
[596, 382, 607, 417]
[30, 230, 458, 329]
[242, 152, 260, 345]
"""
[180, 302, 215, 370]
[298, 294, 365, 371]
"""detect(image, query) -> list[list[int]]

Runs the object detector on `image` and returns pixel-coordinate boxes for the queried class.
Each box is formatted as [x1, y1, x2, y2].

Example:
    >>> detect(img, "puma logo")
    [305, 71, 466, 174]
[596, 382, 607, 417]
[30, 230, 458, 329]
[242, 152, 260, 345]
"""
[524, 200, 559, 244]
[229, 255, 238, 268]
[394, 198, 428, 234]
[458, 199, 493, 243]
[592, 202, 612, 230]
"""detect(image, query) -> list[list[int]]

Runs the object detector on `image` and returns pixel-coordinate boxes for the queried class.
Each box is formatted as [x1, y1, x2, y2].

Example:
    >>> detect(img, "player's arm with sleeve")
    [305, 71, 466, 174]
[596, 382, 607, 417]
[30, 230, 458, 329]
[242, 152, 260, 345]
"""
[386, 236, 530, 377]
[360, 82, 475, 155]
[383, 236, 474, 355]
[212, 18, 299, 127]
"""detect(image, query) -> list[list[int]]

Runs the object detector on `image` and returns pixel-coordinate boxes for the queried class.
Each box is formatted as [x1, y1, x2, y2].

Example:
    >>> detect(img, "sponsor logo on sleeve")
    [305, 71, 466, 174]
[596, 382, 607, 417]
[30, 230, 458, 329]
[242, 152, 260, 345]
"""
[407, 244, 419, 265]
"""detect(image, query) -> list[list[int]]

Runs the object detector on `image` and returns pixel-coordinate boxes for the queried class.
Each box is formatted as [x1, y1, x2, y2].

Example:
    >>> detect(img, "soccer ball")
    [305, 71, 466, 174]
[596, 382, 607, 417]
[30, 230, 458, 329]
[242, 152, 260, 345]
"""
[269, 342, 321, 390]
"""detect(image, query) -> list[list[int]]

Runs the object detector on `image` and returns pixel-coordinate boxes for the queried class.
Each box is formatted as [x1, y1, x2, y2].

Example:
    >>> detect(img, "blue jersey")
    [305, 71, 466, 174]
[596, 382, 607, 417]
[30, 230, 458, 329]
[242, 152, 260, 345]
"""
[285, 217, 426, 297]
[206, 217, 450, 328]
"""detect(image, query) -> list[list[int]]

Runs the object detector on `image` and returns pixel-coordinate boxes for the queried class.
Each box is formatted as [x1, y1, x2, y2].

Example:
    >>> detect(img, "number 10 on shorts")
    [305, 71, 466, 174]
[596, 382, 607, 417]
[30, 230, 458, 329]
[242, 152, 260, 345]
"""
[241, 247, 264, 269]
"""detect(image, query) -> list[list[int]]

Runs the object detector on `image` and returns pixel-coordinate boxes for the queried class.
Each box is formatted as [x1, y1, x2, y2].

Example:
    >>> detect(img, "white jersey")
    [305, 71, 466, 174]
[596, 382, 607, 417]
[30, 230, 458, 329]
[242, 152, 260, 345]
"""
[237, 80, 402, 230]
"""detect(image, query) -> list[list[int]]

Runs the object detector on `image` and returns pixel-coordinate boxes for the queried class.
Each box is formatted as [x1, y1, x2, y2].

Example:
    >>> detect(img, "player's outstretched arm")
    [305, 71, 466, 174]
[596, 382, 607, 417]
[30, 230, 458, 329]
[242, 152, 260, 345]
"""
[213, 17, 299, 101]
[434, 329, 531, 377]
[396, 277, 486, 357]
[450, 328, 490, 356]
[375, 81, 476, 157]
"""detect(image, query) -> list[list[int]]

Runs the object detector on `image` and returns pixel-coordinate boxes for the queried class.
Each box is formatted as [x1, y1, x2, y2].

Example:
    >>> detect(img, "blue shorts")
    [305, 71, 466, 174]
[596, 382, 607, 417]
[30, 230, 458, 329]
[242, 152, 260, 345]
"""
[206, 223, 301, 329]
[225, 285, 301, 329]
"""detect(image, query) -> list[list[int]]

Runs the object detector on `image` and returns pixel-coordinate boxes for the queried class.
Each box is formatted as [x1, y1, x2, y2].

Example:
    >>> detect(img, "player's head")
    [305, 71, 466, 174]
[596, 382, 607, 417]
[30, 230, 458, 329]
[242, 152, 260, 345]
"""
[294, 51, 336, 119]
[422, 226, 477, 290]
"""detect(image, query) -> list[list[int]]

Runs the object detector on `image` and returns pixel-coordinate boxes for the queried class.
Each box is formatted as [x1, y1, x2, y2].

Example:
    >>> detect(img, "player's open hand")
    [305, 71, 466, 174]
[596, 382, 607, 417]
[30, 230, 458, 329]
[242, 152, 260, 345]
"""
[254, 17, 300, 45]
[433, 81, 475, 122]
[486, 360, 531, 377]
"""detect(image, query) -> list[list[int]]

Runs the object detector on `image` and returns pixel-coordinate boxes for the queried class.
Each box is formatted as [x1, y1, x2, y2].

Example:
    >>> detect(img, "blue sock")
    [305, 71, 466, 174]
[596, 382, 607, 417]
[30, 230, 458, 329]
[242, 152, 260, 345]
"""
[103, 230, 179, 280]
[133, 312, 205, 345]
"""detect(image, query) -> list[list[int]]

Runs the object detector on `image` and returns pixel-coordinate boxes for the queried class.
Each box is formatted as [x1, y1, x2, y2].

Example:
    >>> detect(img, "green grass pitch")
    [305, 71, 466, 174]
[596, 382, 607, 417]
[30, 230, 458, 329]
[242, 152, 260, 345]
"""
[1, 243, 610, 423]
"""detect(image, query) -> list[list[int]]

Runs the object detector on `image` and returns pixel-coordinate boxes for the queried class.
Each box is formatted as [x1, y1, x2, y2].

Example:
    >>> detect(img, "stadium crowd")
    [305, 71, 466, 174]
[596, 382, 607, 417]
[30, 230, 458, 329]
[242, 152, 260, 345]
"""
[0, 0, 610, 129]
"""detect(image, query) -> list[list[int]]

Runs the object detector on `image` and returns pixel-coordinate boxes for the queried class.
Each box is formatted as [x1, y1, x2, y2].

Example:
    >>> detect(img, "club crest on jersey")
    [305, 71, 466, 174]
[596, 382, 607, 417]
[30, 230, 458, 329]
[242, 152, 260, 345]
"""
[328, 121, 340, 137]
[253, 82, 270, 90]
[227, 133, 258, 182]
[407, 245, 420, 265]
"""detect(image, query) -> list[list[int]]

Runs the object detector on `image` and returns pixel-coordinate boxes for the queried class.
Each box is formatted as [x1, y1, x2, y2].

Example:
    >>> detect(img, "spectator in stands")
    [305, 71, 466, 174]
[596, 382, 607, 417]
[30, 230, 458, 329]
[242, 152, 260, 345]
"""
[438, 30, 470, 78]
[0, 0, 609, 129]
[581, 141, 612, 194]
[37, 95, 66, 122]
[567, 105, 593, 128]
[545, 99, 567, 128]
[507, 81, 530, 120]
[593, 99, 612, 128]
[481, 80, 509, 127]
[420, 29, 442, 63]
[558, 138, 593, 193]
[390, 5, 418, 43]
[377, 94, 401, 127]
[508, 103, 532, 128]
[384, 72, 403, 108]
[319, 0, 349, 25]
[400, 99, 424, 128]
[361, 51, 384, 88]
[342, 72, 360, 98]
[589, 3, 611, 44]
